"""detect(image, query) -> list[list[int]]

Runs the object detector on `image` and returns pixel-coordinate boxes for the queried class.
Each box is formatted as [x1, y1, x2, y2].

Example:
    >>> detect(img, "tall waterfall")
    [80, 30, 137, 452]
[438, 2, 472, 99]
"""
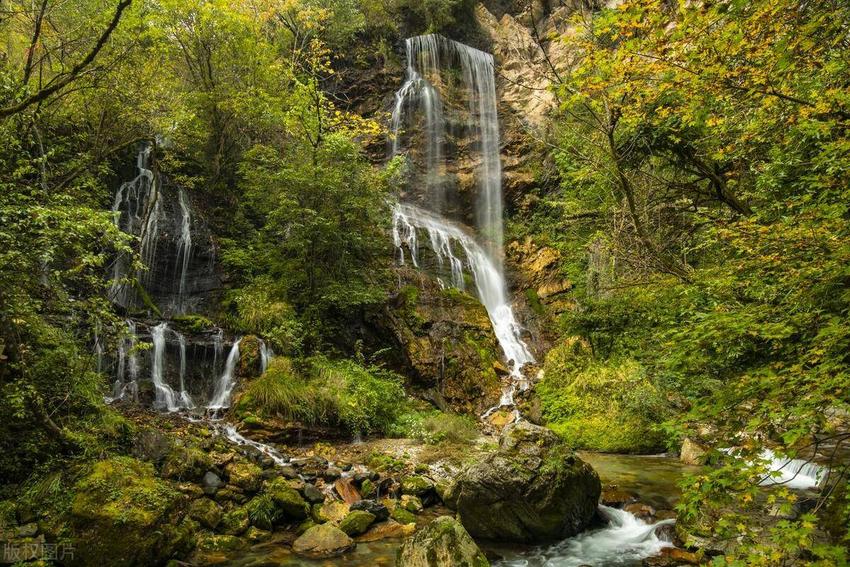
[390, 35, 533, 405]
[174, 188, 193, 313]
[208, 339, 241, 411]
[151, 322, 179, 411]
[176, 331, 194, 409]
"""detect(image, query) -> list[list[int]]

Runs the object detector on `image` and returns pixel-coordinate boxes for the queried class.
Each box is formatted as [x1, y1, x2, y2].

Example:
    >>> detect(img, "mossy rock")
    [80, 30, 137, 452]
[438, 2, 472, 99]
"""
[225, 462, 263, 493]
[162, 446, 214, 482]
[188, 498, 223, 530]
[297, 519, 317, 535]
[360, 479, 376, 498]
[292, 524, 355, 559]
[266, 477, 309, 520]
[401, 476, 434, 497]
[401, 494, 423, 513]
[238, 335, 262, 378]
[219, 507, 249, 535]
[391, 507, 417, 525]
[69, 456, 191, 566]
[338, 510, 376, 536]
[196, 533, 247, 553]
[172, 314, 214, 333]
[397, 516, 489, 567]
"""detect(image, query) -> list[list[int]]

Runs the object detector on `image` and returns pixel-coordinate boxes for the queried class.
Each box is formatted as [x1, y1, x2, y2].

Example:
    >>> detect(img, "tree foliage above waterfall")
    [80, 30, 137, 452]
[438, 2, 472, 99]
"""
[525, 0, 850, 562]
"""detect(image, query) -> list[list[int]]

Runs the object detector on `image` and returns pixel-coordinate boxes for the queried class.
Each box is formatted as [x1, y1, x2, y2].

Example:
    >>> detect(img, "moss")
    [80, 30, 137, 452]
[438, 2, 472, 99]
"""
[196, 533, 247, 553]
[219, 507, 250, 536]
[539, 353, 669, 453]
[265, 477, 308, 520]
[225, 462, 263, 493]
[525, 288, 545, 316]
[161, 445, 213, 482]
[391, 507, 416, 525]
[172, 314, 214, 333]
[188, 498, 222, 530]
[338, 510, 375, 536]
[400, 476, 434, 497]
[69, 456, 190, 566]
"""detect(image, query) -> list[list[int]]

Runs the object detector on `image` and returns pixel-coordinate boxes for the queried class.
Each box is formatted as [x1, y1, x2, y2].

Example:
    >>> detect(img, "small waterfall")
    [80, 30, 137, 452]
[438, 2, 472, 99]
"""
[151, 322, 179, 411]
[111, 320, 140, 401]
[174, 188, 193, 314]
[110, 144, 162, 308]
[220, 424, 288, 466]
[175, 331, 194, 409]
[212, 329, 224, 373]
[259, 339, 274, 374]
[760, 449, 825, 490]
[390, 35, 533, 409]
[208, 339, 241, 411]
[495, 505, 674, 566]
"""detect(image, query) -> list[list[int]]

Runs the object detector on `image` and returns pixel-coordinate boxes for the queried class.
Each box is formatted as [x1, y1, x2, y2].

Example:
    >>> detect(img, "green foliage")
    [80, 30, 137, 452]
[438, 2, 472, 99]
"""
[236, 357, 409, 436]
[539, 349, 669, 453]
[224, 277, 303, 355]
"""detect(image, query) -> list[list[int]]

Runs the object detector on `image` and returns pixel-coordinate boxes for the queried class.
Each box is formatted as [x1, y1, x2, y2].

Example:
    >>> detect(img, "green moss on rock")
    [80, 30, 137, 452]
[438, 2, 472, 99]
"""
[266, 477, 309, 520]
[338, 510, 376, 536]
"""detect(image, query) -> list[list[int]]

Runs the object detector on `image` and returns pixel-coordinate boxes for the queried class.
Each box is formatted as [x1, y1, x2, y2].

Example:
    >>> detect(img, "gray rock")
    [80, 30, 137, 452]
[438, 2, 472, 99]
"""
[292, 524, 355, 558]
[303, 483, 325, 504]
[202, 471, 225, 496]
[397, 516, 489, 567]
[351, 499, 389, 522]
[446, 421, 600, 543]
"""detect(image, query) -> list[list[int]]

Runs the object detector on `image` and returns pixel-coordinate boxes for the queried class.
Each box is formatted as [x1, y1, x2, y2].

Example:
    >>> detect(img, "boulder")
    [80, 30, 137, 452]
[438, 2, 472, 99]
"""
[680, 438, 708, 465]
[401, 476, 435, 497]
[397, 516, 489, 567]
[391, 507, 417, 525]
[225, 462, 263, 493]
[313, 500, 350, 524]
[303, 483, 325, 504]
[219, 507, 250, 535]
[292, 524, 355, 559]
[188, 498, 223, 529]
[68, 457, 193, 566]
[445, 421, 600, 543]
[338, 510, 376, 536]
[356, 520, 416, 542]
[401, 494, 423, 513]
[351, 499, 389, 521]
[265, 478, 309, 520]
[202, 471, 225, 496]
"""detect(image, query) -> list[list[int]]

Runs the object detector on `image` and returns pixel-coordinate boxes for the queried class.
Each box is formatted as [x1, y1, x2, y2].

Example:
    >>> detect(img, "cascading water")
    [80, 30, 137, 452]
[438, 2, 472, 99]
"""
[495, 505, 674, 567]
[390, 34, 533, 407]
[259, 339, 274, 374]
[151, 322, 179, 411]
[176, 331, 194, 409]
[174, 187, 193, 314]
[208, 339, 241, 412]
[111, 320, 140, 401]
[110, 144, 163, 308]
[760, 449, 825, 490]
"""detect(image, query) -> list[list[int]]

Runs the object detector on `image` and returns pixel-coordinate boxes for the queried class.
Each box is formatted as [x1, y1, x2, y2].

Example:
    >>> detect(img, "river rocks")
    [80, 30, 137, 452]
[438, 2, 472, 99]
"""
[162, 446, 214, 482]
[303, 483, 325, 504]
[314, 500, 350, 524]
[225, 462, 263, 493]
[335, 477, 361, 503]
[219, 507, 250, 535]
[351, 499, 389, 521]
[401, 475, 435, 497]
[391, 507, 417, 525]
[397, 516, 489, 567]
[338, 510, 376, 536]
[188, 498, 223, 529]
[445, 421, 600, 543]
[357, 519, 416, 542]
[292, 524, 355, 558]
[401, 494, 423, 513]
[196, 533, 247, 553]
[680, 438, 708, 465]
[69, 457, 192, 566]
[265, 478, 309, 520]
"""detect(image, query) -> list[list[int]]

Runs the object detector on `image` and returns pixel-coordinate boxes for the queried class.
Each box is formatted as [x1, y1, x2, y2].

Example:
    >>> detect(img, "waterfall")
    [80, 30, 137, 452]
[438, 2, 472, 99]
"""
[212, 329, 224, 373]
[760, 449, 825, 490]
[176, 331, 194, 409]
[259, 339, 274, 374]
[111, 320, 140, 401]
[390, 34, 534, 407]
[110, 144, 162, 308]
[174, 188, 193, 313]
[151, 322, 179, 411]
[208, 339, 241, 411]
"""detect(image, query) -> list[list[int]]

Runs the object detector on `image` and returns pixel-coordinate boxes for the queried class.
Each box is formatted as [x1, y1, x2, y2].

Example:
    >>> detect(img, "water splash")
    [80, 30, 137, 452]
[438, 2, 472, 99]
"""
[151, 322, 179, 411]
[393, 203, 533, 405]
[208, 338, 242, 411]
[175, 330, 195, 409]
[174, 187, 193, 314]
[495, 506, 674, 567]
[110, 320, 140, 402]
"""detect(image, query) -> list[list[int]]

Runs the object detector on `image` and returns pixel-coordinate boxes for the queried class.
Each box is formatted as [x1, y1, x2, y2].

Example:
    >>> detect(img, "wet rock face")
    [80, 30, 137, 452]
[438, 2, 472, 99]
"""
[397, 516, 490, 567]
[445, 421, 601, 543]
[373, 268, 503, 414]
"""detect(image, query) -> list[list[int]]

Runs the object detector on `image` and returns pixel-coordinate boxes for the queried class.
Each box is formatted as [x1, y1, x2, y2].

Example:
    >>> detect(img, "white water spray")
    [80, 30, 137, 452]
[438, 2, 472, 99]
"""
[151, 322, 179, 411]
[259, 339, 274, 374]
[174, 187, 193, 314]
[208, 339, 241, 411]
[176, 330, 195, 409]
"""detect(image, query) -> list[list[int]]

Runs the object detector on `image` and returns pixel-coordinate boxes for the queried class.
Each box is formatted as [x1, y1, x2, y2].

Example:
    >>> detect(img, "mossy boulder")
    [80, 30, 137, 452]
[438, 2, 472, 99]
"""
[338, 510, 376, 536]
[401, 494, 423, 513]
[401, 476, 434, 497]
[196, 533, 247, 553]
[69, 456, 192, 566]
[219, 507, 250, 535]
[292, 524, 355, 558]
[225, 462, 263, 493]
[445, 421, 600, 543]
[391, 507, 417, 525]
[188, 498, 223, 529]
[538, 343, 669, 453]
[397, 516, 489, 567]
[162, 446, 214, 482]
[266, 478, 309, 520]
[238, 335, 262, 378]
